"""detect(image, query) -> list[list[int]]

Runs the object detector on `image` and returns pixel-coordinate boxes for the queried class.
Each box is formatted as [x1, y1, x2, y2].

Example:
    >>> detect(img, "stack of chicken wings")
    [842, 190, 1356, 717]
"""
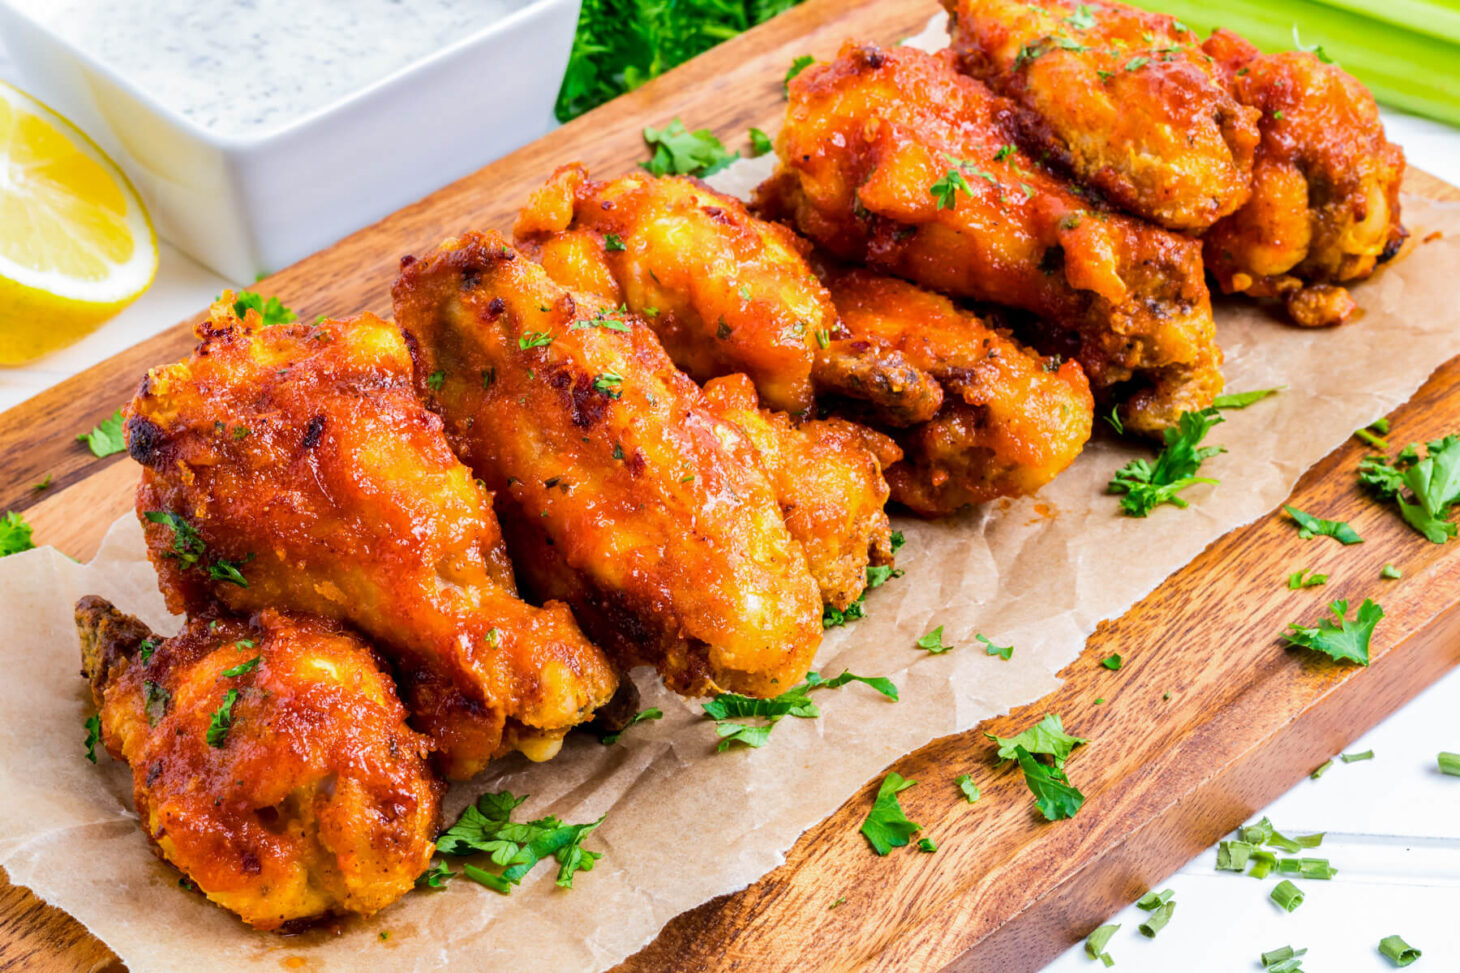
[79, 0, 1405, 931]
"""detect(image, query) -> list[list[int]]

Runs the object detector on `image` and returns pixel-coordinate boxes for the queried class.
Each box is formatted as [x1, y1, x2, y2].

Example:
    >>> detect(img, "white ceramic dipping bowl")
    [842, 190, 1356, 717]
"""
[0, 0, 582, 282]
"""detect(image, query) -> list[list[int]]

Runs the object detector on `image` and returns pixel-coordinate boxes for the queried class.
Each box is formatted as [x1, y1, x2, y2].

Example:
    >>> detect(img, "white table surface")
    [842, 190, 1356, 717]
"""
[3, 35, 1458, 973]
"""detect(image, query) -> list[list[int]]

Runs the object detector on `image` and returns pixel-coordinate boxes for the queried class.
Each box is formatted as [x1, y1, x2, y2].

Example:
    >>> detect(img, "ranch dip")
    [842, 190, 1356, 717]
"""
[6, 0, 531, 138]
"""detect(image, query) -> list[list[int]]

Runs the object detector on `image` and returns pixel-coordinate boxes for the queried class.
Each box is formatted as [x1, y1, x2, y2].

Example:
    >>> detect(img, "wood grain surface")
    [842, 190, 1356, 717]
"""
[3, 0, 1458, 970]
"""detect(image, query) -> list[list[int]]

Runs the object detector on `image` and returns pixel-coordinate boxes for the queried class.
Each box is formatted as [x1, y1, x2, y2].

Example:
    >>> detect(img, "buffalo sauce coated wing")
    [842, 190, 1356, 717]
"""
[125, 299, 617, 779]
[701, 373, 898, 609]
[822, 267, 1094, 516]
[1202, 29, 1406, 327]
[757, 42, 1221, 435]
[392, 232, 822, 698]
[943, 0, 1259, 232]
[76, 596, 439, 930]
[515, 164, 831, 416]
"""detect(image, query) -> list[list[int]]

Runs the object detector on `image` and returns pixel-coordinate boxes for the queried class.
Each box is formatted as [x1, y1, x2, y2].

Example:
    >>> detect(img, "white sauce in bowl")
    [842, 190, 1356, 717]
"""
[7, 0, 532, 138]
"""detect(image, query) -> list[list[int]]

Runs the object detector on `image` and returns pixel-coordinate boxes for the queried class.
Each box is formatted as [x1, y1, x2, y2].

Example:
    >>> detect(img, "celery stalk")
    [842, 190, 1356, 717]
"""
[1309, 0, 1460, 46]
[1144, 0, 1460, 126]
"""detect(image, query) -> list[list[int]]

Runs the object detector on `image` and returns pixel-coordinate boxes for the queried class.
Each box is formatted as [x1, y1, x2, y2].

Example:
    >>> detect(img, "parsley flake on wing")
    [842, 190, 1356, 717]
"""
[1360, 434, 1460, 543]
[859, 772, 922, 855]
[1108, 408, 1225, 517]
[228, 290, 297, 327]
[77, 409, 126, 457]
[784, 54, 815, 94]
[1284, 598, 1383, 665]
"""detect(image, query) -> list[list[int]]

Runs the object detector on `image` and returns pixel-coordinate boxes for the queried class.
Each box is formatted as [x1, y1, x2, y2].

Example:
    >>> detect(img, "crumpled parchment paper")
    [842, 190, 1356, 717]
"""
[2, 40, 1458, 973]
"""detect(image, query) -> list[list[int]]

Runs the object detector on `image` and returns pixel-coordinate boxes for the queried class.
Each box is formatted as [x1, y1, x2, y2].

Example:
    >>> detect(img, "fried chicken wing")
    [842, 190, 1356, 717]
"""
[701, 373, 898, 608]
[1201, 29, 1406, 326]
[821, 267, 1094, 516]
[126, 299, 617, 779]
[392, 232, 822, 697]
[943, 0, 1260, 231]
[77, 596, 439, 930]
[757, 41, 1221, 434]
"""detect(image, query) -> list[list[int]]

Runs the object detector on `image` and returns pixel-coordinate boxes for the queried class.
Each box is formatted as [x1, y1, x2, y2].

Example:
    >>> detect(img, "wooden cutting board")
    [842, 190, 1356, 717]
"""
[3, 1, 1459, 970]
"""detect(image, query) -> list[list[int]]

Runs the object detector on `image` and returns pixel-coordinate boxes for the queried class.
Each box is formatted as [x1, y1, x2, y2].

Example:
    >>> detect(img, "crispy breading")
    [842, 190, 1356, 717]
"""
[702, 373, 898, 608]
[943, 0, 1259, 231]
[757, 41, 1221, 434]
[77, 596, 439, 930]
[392, 232, 823, 698]
[821, 267, 1093, 516]
[1201, 29, 1406, 326]
[125, 299, 617, 779]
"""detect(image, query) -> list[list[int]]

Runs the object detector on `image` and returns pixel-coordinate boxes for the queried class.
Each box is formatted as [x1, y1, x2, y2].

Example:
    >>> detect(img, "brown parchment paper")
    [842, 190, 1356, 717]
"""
[3, 67, 1460, 972]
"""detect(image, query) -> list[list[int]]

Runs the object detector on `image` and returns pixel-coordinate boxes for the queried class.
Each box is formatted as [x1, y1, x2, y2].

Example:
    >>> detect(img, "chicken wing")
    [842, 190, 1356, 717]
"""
[514, 165, 950, 426]
[701, 373, 898, 608]
[77, 596, 439, 930]
[821, 267, 1094, 516]
[392, 232, 822, 698]
[757, 41, 1221, 434]
[1201, 29, 1406, 327]
[942, 0, 1260, 232]
[126, 298, 617, 779]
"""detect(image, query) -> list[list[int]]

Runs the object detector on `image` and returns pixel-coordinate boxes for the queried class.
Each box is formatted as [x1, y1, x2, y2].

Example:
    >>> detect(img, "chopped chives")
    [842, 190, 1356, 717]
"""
[1381, 563, 1403, 580]
[1217, 839, 1253, 871]
[1138, 900, 1175, 937]
[917, 837, 937, 853]
[1249, 850, 1277, 879]
[1341, 750, 1375, 763]
[1135, 888, 1174, 910]
[1378, 934, 1422, 966]
[1085, 923, 1119, 966]
[1439, 752, 1460, 776]
[1293, 832, 1325, 848]
[1262, 944, 1307, 970]
[1270, 880, 1304, 912]
[1300, 858, 1337, 880]
[1266, 828, 1303, 853]
[1310, 759, 1333, 779]
[1242, 817, 1274, 845]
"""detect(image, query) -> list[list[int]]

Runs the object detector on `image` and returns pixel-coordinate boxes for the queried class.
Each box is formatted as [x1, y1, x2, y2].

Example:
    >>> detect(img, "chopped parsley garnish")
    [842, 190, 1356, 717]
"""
[1382, 563, 1403, 579]
[593, 372, 624, 398]
[0, 510, 35, 557]
[436, 790, 604, 891]
[823, 562, 904, 627]
[83, 713, 101, 762]
[1359, 435, 1460, 543]
[705, 669, 897, 750]
[143, 681, 170, 726]
[1283, 504, 1362, 544]
[604, 233, 627, 252]
[977, 633, 1013, 660]
[416, 860, 454, 888]
[571, 306, 633, 332]
[1100, 653, 1122, 670]
[748, 127, 773, 157]
[1291, 25, 1335, 64]
[994, 143, 1016, 161]
[1064, 4, 1097, 29]
[1287, 569, 1327, 589]
[208, 556, 251, 588]
[138, 638, 159, 664]
[144, 511, 207, 568]
[1284, 598, 1383, 665]
[914, 625, 952, 653]
[1378, 935, 1421, 967]
[1085, 923, 1119, 966]
[1213, 387, 1283, 409]
[1269, 879, 1304, 912]
[956, 774, 981, 803]
[221, 656, 261, 678]
[930, 168, 974, 210]
[518, 331, 555, 350]
[34, 474, 52, 491]
[597, 707, 662, 745]
[917, 837, 937, 853]
[989, 713, 1087, 821]
[206, 689, 240, 747]
[1124, 56, 1149, 71]
[641, 119, 738, 177]
[77, 409, 126, 457]
[230, 290, 297, 326]
[784, 54, 815, 94]
[1108, 408, 1225, 516]
[426, 369, 445, 391]
[859, 772, 921, 855]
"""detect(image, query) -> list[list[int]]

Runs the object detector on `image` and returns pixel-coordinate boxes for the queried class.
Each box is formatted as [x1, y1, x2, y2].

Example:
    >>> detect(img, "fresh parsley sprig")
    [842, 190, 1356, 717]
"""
[0, 510, 35, 558]
[988, 713, 1087, 821]
[435, 790, 605, 892]
[641, 119, 739, 177]
[859, 772, 922, 855]
[1108, 408, 1225, 516]
[1284, 599, 1384, 665]
[77, 409, 126, 458]
[1359, 434, 1460, 543]
[704, 669, 897, 751]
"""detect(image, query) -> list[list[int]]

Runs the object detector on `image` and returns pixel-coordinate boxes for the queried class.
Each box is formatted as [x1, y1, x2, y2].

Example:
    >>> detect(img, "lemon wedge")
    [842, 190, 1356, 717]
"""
[0, 80, 157, 364]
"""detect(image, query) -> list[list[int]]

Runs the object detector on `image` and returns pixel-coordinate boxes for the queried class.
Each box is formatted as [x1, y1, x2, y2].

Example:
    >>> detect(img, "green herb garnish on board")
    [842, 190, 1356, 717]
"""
[989, 714, 1087, 821]
[1284, 598, 1384, 665]
[229, 290, 297, 326]
[1283, 504, 1363, 544]
[77, 409, 126, 457]
[641, 119, 739, 177]
[859, 772, 921, 855]
[704, 669, 897, 750]
[0, 510, 35, 557]
[1360, 435, 1460, 543]
[783, 54, 814, 94]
